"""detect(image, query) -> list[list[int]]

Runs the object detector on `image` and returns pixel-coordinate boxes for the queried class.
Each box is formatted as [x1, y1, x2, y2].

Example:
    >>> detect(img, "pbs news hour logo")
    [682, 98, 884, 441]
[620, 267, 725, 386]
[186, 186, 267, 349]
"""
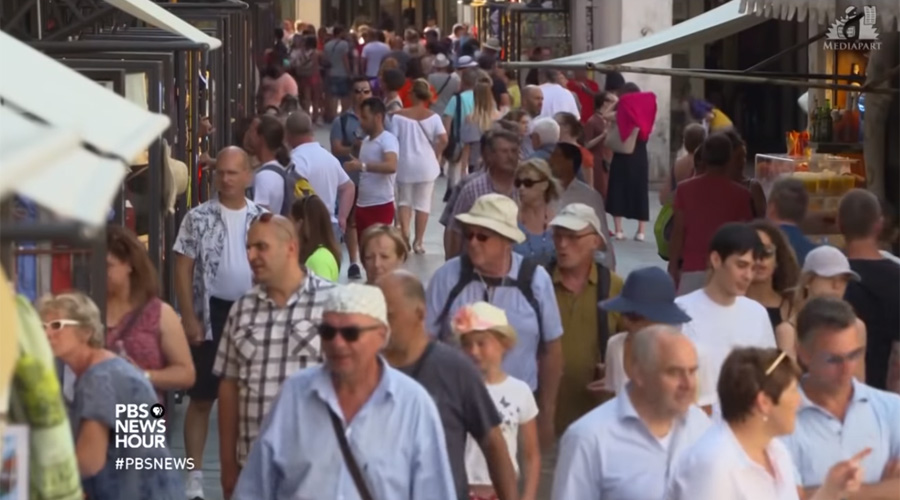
[114, 403, 194, 471]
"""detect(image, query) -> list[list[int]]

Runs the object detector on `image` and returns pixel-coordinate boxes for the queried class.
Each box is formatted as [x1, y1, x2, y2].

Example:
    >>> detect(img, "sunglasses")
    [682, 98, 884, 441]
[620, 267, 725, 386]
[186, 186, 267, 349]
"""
[254, 212, 276, 223]
[463, 231, 491, 243]
[354, 88, 372, 95]
[43, 319, 81, 331]
[515, 178, 546, 189]
[318, 323, 381, 342]
[759, 246, 777, 258]
[765, 350, 788, 376]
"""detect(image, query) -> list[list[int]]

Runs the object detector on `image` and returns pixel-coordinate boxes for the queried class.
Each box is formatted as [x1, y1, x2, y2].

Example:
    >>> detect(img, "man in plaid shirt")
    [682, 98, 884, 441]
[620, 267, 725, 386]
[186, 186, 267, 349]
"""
[213, 214, 336, 498]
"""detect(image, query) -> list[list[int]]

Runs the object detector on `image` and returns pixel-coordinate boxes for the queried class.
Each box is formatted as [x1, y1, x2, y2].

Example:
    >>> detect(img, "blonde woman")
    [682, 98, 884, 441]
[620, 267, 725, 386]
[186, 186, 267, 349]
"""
[361, 223, 409, 284]
[38, 292, 183, 499]
[513, 158, 561, 266]
[461, 71, 503, 171]
[789, 246, 867, 381]
[391, 79, 449, 253]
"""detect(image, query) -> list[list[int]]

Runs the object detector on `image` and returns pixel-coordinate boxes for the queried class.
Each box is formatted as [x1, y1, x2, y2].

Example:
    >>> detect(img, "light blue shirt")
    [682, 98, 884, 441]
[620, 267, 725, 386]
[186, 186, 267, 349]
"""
[425, 253, 564, 391]
[233, 361, 457, 500]
[781, 379, 900, 487]
[553, 387, 711, 500]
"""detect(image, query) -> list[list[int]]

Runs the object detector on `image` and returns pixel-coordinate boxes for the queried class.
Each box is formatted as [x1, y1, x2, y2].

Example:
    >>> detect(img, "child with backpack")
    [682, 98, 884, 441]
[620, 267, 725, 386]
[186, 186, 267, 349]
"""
[454, 302, 541, 500]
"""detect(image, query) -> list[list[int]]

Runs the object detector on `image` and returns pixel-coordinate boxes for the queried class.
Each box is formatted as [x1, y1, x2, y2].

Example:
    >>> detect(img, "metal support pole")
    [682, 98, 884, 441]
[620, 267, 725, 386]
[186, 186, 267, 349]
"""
[743, 30, 828, 73]
[28, 40, 209, 52]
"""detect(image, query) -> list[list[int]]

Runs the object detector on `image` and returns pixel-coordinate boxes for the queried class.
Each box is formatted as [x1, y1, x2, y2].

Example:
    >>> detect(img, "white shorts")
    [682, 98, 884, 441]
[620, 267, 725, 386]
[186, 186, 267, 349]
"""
[396, 181, 435, 213]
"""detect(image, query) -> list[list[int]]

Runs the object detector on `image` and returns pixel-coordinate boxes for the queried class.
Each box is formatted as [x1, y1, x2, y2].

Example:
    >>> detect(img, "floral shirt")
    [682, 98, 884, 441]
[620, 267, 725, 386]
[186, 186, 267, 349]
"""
[172, 198, 267, 340]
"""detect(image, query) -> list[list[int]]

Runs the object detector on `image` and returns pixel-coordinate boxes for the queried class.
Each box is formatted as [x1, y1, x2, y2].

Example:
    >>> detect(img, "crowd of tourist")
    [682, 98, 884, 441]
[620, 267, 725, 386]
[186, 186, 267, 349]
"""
[38, 18, 900, 500]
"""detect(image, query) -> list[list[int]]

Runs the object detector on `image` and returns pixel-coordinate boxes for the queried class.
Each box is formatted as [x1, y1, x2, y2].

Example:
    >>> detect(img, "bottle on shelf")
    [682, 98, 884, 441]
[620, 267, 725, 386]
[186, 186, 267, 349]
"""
[810, 97, 820, 142]
[822, 100, 834, 142]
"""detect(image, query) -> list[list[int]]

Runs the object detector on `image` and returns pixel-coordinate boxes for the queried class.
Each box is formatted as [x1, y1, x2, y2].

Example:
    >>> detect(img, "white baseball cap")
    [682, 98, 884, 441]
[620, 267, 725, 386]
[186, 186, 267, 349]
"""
[802, 246, 860, 281]
[549, 203, 605, 242]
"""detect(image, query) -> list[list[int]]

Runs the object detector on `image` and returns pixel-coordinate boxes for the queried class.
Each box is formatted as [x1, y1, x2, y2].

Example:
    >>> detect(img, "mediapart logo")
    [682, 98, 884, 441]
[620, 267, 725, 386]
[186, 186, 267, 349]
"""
[825, 6, 882, 51]
[115, 403, 168, 448]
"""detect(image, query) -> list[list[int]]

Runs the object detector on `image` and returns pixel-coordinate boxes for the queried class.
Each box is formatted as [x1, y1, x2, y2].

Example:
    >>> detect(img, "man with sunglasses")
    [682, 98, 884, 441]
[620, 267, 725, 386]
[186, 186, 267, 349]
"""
[378, 270, 519, 500]
[330, 77, 373, 280]
[233, 284, 456, 500]
[783, 297, 900, 500]
[427, 193, 564, 449]
[213, 214, 336, 499]
[172, 146, 266, 500]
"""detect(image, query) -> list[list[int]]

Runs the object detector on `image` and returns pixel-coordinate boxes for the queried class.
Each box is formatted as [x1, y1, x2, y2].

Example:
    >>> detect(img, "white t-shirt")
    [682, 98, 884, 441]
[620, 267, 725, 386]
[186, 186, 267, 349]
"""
[253, 161, 285, 214]
[390, 114, 446, 184]
[538, 83, 580, 119]
[464, 375, 538, 485]
[207, 206, 253, 301]
[676, 289, 776, 406]
[361, 41, 391, 77]
[357, 130, 400, 208]
[291, 142, 350, 223]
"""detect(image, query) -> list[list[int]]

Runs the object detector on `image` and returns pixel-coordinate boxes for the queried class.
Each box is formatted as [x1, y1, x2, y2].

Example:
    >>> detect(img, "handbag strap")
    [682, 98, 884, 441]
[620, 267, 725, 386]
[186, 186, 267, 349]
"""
[114, 300, 149, 344]
[328, 408, 376, 500]
[416, 119, 434, 148]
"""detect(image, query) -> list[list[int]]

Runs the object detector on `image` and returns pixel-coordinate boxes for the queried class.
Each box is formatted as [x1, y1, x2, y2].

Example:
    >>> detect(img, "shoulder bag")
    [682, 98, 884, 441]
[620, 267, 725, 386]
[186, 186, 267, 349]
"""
[328, 408, 376, 500]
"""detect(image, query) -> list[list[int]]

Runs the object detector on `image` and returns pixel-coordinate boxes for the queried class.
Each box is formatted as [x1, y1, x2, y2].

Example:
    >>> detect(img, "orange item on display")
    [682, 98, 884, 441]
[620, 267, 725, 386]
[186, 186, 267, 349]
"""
[51, 251, 72, 293]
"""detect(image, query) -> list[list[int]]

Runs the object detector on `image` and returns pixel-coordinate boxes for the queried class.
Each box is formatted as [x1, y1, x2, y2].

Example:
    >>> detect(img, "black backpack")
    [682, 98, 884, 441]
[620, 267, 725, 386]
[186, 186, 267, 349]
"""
[436, 254, 543, 340]
[436, 255, 612, 357]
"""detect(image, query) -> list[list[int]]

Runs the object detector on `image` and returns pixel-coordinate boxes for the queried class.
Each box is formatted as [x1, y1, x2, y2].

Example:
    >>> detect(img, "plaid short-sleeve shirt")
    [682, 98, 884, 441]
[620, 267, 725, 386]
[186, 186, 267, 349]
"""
[212, 271, 336, 465]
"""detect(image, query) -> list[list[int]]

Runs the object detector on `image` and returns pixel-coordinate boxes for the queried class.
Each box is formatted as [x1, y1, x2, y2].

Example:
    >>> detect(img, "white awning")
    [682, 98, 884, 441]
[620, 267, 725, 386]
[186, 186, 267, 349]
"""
[0, 32, 169, 226]
[104, 0, 222, 50]
[739, 0, 898, 30]
[548, 0, 768, 66]
[0, 31, 170, 164]
[0, 105, 131, 227]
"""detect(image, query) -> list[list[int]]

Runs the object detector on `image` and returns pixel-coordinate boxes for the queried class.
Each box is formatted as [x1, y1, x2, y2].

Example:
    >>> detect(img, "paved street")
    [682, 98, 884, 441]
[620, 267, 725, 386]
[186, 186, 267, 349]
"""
[168, 125, 666, 499]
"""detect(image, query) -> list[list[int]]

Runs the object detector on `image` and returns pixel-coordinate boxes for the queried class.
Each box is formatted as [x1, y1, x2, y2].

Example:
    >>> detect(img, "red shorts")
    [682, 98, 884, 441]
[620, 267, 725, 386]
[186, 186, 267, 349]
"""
[355, 201, 395, 240]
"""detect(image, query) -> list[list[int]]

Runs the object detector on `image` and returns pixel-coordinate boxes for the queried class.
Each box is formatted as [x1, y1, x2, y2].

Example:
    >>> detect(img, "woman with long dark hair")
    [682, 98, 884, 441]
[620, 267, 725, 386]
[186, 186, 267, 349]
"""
[746, 220, 801, 357]
[105, 225, 195, 401]
[290, 195, 341, 281]
[605, 82, 654, 241]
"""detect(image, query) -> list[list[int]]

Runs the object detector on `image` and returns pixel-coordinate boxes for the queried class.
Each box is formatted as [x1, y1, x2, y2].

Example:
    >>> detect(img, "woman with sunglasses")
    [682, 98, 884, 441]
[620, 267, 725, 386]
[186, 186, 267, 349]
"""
[746, 220, 801, 357]
[38, 292, 183, 500]
[513, 158, 561, 267]
[668, 347, 869, 500]
[105, 225, 195, 402]
[290, 195, 341, 281]
[789, 245, 867, 381]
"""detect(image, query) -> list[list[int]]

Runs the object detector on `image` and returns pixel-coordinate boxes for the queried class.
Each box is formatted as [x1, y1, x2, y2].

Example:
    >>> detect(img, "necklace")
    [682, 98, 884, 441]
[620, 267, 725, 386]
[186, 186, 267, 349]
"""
[476, 272, 506, 303]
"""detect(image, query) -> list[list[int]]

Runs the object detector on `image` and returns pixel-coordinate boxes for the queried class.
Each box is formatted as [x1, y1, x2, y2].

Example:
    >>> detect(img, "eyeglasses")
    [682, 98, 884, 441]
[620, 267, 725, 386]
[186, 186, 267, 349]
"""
[318, 323, 381, 342]
[463, 230, 491, 243]
[43, 319, 81, 331]
[822, 347, 866, 366]
[514, 178, 546, 189]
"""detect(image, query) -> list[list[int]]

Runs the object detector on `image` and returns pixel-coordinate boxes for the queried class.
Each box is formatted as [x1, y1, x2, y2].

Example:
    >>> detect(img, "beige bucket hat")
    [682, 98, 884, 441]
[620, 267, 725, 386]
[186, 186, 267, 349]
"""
[455, 193, 526, 243]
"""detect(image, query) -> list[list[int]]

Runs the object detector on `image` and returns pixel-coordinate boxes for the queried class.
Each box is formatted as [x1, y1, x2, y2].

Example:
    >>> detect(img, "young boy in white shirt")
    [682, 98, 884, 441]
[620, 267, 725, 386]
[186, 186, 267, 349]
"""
[455, 302, 541, 500]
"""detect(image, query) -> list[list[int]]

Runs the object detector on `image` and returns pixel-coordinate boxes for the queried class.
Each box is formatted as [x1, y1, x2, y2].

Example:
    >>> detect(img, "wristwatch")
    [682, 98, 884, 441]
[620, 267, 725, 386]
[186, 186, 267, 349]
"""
[361, 162, 368, 172]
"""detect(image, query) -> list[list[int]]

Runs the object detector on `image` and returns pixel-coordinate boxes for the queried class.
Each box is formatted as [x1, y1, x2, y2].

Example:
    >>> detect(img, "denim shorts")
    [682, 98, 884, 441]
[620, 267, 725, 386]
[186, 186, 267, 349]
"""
[326, 76, 351, 98]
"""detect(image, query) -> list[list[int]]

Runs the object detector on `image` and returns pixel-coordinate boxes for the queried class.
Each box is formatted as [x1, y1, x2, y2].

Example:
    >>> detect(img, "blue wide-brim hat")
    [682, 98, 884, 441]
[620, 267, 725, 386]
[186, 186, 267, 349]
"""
[600, 267, 691, 324]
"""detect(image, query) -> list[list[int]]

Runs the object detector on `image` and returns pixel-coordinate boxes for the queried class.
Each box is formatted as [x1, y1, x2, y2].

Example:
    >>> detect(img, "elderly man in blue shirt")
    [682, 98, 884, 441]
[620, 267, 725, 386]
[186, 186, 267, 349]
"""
[552, 325, 711, 500]
[426, 193, 565, 447]
[783, 296, 900, 499]
[233, 284, 456, 500]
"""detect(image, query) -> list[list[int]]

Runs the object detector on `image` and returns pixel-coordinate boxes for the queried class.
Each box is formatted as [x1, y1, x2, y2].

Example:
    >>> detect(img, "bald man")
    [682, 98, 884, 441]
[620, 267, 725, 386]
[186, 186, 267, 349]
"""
[552, 326, 710, 500]
[285, 111, 357, 275]
[173, 146, 268, 500]
[212, 213, 338, 498]
[378, 270, 520, 500]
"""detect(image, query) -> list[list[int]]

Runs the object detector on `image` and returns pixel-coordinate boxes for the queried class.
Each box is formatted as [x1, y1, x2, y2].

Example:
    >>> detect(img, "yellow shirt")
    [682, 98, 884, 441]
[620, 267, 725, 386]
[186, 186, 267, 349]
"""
[553, 264, 624, 434]
[508, 84, 521, 110]
[305, 246, 339, 282]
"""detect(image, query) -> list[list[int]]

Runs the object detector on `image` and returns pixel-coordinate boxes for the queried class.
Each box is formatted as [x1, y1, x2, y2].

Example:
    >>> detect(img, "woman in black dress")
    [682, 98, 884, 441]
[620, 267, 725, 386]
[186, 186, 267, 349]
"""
[606, 82, 651, 241]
